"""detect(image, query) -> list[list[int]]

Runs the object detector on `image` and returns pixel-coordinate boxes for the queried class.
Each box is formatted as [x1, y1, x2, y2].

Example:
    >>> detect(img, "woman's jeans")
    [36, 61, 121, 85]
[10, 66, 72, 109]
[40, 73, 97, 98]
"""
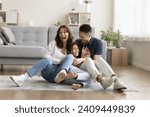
[27, 54, 74, 82]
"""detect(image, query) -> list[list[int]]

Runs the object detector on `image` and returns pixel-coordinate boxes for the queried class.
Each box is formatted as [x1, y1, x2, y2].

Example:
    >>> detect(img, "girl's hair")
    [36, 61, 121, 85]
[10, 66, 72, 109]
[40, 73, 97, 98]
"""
[55, 25, 73, 54]
[71, 41, 79, 50]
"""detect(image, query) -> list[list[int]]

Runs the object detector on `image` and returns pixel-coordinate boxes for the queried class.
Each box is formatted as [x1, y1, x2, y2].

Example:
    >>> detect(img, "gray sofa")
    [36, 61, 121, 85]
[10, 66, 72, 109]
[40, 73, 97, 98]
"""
[0, 26, 107, 71]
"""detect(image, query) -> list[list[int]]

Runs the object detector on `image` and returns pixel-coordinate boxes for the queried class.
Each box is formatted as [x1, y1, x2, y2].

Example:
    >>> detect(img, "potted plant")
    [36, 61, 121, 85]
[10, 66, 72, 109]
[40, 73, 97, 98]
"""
[100, 27, 123, 48]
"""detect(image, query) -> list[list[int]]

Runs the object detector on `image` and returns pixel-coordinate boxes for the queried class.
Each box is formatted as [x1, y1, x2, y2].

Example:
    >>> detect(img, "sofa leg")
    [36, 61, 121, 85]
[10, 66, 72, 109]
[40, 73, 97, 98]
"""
[1, 65, 3, 72]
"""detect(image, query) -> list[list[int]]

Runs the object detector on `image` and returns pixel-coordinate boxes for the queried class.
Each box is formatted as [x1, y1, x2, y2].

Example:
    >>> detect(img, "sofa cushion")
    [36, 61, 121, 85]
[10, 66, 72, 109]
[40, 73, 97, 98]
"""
[9, 26, 48, 47]
[0, 45, 47, 58]
[0, 26, 16, 44]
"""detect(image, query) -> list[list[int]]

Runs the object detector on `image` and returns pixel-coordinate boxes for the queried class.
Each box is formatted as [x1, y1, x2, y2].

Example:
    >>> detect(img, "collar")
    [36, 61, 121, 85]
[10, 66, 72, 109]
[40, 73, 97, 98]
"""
[88, 37, 93, 44]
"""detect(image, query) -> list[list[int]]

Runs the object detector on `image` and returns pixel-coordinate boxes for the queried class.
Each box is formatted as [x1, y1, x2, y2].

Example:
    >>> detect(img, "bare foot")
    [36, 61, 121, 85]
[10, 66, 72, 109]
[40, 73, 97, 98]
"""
[54, 70, 67, 83]
[72, 83, 82, 90]
[67, 72, 77, 79]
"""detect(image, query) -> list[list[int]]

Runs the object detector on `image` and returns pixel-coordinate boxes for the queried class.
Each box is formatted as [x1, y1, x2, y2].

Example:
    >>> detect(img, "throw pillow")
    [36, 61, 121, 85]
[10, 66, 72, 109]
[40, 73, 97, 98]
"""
[0, 37, 4, 45]
[7, 43, 15, 46]
[0, 32, 9, 45]
[0, 27, 16, 44]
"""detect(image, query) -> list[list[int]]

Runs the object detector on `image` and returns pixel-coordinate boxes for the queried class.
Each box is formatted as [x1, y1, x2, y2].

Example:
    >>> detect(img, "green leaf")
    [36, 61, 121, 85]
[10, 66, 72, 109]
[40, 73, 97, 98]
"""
[100, 27, 123, 43]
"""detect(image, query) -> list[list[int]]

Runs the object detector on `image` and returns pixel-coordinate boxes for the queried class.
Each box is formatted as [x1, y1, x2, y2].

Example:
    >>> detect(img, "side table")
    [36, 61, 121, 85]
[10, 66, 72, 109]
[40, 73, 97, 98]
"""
[107, 47, 128, 66]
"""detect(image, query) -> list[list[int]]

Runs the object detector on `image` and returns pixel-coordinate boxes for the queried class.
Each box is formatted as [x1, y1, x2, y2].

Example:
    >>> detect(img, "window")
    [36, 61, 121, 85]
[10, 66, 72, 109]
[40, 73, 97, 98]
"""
[114, 0, 150, 41]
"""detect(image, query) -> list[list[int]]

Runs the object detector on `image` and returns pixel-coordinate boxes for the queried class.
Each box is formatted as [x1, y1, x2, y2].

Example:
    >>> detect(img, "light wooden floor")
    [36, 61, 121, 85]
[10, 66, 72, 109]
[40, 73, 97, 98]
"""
[0, 65, 150, 100]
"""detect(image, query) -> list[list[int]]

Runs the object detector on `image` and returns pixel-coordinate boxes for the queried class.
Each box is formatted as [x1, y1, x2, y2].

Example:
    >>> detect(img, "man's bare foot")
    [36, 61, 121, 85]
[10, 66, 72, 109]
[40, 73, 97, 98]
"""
[72, 83, 82, 90]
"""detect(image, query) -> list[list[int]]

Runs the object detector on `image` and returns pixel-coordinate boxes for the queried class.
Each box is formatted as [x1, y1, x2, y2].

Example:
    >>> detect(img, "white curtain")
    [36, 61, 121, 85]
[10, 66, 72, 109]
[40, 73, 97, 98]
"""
[114, 0, 150, 40]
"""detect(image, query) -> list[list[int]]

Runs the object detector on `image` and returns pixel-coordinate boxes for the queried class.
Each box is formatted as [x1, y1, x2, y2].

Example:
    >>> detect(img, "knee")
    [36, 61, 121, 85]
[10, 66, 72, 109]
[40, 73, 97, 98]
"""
[68, 54, 74, 58]
[83, 72, 91, 80]
[66, 54, 74, 60]
[43, 58, 52, 65]
[85, 57, 93, 64]
[97, 56, 103, 61]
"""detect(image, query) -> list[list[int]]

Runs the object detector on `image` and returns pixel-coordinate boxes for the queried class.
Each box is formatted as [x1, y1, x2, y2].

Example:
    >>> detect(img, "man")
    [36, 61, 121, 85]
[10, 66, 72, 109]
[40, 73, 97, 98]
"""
[75, 24, 127, 90]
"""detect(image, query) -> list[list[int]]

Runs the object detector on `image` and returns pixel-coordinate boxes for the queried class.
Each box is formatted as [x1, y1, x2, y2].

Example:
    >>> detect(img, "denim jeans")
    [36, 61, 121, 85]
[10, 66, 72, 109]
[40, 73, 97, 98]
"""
[27, 54, 74, 83]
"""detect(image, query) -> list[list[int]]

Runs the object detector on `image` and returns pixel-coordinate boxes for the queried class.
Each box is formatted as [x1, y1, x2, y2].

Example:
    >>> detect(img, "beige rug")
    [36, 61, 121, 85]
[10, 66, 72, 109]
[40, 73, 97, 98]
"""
[0, 75, 138, 92]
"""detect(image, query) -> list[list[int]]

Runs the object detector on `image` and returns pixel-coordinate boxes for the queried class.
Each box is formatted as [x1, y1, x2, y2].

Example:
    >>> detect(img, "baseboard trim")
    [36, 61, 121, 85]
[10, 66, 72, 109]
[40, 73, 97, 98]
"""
[131, 61, 150, 72]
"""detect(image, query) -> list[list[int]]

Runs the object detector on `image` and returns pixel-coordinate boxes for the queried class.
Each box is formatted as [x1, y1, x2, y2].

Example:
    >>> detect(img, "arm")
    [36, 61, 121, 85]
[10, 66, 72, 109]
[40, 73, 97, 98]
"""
[93, 39, 103, 60]
[73, 58, 86, 67]
[43, 40, 55, 58]
[81, 47, 90, 58]
[47, 40, 55, 55]
[73, 47, 90, 66]
[43, 40, 61, 63]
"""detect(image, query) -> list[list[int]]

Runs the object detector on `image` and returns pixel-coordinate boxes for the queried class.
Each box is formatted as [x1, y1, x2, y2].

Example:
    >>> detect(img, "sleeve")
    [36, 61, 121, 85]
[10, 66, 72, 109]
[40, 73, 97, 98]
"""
[43, 40, 62, 64]
[47, 40, 55, 55]
[94, 40, 102, 55]
[43, 40, 54, 58]
[43, 49, 52, 59]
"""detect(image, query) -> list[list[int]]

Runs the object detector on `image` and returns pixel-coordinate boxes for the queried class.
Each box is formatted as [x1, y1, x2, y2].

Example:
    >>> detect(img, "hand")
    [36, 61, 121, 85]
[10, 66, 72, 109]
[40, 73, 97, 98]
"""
[73, 59, 84, 66]
[81, 47, 90, 58]
[81, 47, 88, 55]
[84, 52, 90, 58]
[73, 59, 80, 66]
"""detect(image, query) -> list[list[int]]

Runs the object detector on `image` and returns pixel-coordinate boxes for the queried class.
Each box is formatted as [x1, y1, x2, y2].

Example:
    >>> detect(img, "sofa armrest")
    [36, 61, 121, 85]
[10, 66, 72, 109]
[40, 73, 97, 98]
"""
[101, 40, 107, 60]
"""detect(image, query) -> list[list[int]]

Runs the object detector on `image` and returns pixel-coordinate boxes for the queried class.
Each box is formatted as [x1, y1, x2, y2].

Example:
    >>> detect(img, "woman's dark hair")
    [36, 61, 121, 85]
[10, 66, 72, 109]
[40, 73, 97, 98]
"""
[55, 25, 73, 54]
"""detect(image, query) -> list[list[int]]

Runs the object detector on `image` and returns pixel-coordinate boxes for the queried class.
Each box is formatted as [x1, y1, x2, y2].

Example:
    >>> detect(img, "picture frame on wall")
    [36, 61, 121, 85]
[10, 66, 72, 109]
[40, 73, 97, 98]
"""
[6, 10, 18, 25]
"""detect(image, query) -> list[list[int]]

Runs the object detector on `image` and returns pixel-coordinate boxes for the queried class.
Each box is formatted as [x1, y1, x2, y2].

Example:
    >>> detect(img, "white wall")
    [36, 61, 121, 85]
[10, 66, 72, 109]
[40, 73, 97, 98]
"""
[91, 0, 113, 38]
[1, 0, 113, 38]
[124, 41, 150, 72]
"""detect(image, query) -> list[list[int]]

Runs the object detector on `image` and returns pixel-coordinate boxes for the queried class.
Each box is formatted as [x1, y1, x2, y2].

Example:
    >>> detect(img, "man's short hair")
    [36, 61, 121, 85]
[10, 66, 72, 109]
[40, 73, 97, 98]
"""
[79, 24, 92, 33]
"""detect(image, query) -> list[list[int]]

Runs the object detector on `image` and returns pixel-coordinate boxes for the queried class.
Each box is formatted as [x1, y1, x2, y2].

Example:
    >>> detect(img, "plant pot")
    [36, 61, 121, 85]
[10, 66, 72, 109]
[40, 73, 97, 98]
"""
[107, 41, 113, 47]
[113, 41, 121, 48]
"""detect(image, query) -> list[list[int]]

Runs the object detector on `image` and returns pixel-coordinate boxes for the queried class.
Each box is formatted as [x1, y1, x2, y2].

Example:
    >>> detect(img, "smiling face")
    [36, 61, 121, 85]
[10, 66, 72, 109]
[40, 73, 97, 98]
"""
[59, 27, 69, 43]
[71, 44, 79, 57]
[79, 32, 90, 45]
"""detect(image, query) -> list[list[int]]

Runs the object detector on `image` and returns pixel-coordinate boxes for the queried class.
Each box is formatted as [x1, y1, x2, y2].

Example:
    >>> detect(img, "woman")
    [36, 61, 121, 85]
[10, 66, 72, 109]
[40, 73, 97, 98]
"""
[10, 25, 90, 90]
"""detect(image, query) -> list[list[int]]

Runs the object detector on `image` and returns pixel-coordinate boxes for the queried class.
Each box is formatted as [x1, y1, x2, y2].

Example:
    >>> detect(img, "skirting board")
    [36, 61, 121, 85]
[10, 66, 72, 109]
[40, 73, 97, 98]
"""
[131, 61, 150, 72]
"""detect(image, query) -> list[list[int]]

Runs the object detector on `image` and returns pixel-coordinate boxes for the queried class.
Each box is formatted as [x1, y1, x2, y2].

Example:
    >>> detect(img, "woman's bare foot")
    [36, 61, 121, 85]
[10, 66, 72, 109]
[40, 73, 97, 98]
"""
[72, 83, 82, 90]
[54, 70, 67, 83]
[67, 72, 77, 79]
